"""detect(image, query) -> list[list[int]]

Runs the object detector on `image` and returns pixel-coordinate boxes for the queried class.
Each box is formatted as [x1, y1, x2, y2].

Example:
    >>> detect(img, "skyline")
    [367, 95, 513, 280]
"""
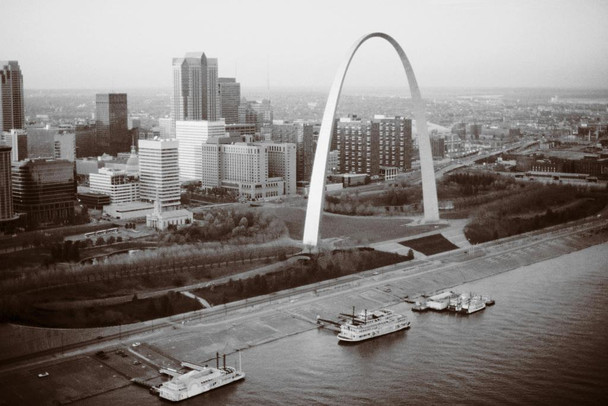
[1, 0, 607, 91]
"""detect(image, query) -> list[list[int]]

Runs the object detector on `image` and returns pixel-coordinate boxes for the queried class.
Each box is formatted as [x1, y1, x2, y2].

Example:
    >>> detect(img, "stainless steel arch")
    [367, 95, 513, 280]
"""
[302, 32, 439, 248]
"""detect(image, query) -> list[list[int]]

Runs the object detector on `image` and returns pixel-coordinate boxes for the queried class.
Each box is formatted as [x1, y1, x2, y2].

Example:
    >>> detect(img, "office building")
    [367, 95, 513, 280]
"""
[96, 93, 129, 156]
[218, 78, 241, 124]
[1, 129, 27, 161]
[201, 140, 295, 199]
[206, 58, 220, 121]
[176, 120, 226, 181]
[138, 138, 180, 210]
[226, 123, 256, 137]
[334, 115, 413, 177]
[158, 117, 173, 139]
[271, 122, 314, 182]
[171, 52, 220, 135]
[0, 61, 24, 132]
[0, 145, 14, 223]
[430, 137, 446, 158]
[89, 167, 139, 204]
[266, 143, 297, 196]
[53, 132, 76, 161]
[75, 124, 97, 158]
[239, 99, 273, 132]
[11, 159, 76, 228]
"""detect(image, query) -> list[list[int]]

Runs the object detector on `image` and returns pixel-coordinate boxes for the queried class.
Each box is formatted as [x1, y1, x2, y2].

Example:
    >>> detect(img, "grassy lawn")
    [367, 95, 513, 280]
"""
[270, 207, 444, 244]
[28, 256, 284, 302]
[193, 248, 410, 306]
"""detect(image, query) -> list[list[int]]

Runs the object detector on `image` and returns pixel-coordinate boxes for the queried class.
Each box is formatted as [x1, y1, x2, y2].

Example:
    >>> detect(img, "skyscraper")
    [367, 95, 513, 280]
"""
[0, 129, 27, 161]
[206, 58, 220, 121]
[0, 61, 24, 132]
[271, 122, 314, 182]
[171, 52, 220, 134]
[218, 78, 241, 124]
[138, 139, 180, 210]
[96, 93, 129, 156]
[0, 145, 13, 223]
[334, 115, 412, 176]
[176, 120, 226, 182]
[11, 159, 76, 228]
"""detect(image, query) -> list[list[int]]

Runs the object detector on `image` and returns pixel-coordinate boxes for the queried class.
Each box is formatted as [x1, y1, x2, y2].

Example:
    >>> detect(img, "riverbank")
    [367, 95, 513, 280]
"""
[0, 218, 606, 404]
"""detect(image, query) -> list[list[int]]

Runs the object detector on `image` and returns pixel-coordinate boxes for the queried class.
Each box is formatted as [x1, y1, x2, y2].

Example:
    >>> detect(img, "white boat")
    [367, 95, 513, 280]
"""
[337, 308, 410, 343]
[460, 294, 486, 314]
[158, 353, 245, 402]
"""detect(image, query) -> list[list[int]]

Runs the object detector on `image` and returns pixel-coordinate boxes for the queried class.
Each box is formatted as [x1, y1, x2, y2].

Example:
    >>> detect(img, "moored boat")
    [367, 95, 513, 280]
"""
[337, 308, 410, 343]
[157, 353, 244, 402]
[460, 294, 486, 314]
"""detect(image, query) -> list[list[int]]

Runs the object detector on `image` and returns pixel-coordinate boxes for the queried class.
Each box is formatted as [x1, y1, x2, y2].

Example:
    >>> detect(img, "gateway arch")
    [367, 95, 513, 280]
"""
[302, 32, 439, 248]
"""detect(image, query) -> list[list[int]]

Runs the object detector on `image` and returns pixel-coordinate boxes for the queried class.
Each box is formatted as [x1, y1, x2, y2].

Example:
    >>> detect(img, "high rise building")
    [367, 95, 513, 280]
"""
[206, 58, 220, 121]
[271, 122, 314, 182]
[158, 117, 173, 139]
[201, 140, 296, 199]
[75, 124, 97, 158]
[26, 126, 57, 158]
[1, 129, 27, 161]
[334, 115, 412, 176]
[218, 78, 241, 124]
[96, 93, 129, 156]
[176, 120, 226, 182]
[430, 137, 445, 158]
[171, 52, 220, 135]
[266, 143, 297, 195]
[53, 132, 76, 161]
[0, 145, 14, 223]
[239, 99, 273, 132]
[11, 159, 76, 228]
[0, 61, 24, 132]
[89, 167, 139, 204]
[138, 138, 180, 210]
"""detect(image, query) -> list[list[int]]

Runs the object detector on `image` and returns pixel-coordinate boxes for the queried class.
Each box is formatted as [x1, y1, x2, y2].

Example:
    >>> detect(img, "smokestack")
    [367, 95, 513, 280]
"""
[216, 352, 219, 369]
[223, 354, 226, 369]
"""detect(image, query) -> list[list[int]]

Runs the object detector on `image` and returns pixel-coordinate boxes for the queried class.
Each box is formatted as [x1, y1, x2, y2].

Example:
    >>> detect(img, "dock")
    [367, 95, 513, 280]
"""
[316, 316, 342, 332]
[411, 291, 495, 314]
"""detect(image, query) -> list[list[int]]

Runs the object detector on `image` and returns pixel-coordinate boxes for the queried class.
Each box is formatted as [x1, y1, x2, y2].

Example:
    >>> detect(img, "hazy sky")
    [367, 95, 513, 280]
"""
[2, 0, 607, 91]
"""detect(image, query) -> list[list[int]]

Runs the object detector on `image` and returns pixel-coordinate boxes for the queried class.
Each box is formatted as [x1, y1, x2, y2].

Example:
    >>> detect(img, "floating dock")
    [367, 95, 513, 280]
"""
[412, 291, 495, 314]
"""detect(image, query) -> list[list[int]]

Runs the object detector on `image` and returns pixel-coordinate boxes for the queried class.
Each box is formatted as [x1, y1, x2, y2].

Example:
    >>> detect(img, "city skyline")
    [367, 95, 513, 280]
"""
[2, 0, 607, 91]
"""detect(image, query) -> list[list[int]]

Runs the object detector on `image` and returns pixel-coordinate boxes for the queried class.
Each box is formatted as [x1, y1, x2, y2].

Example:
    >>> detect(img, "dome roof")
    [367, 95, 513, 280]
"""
[126, 146, 139, 175]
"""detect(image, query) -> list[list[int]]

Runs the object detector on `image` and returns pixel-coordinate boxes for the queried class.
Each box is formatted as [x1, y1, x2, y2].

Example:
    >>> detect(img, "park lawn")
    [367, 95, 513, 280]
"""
[28, 256, 284, 303]
[193, 248, 410, 306]
[269, 206, 444, 245]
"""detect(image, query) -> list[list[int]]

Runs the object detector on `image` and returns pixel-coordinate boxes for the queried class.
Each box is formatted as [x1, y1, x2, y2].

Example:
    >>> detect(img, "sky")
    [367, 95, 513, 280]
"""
[2, 0, 608, 91]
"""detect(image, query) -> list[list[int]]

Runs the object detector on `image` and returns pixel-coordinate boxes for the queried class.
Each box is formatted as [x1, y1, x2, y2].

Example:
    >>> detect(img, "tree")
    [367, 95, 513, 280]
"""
[407, 249, 414, 260]
[96, 237, 105, 246]
[106, 236, 116, 244]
